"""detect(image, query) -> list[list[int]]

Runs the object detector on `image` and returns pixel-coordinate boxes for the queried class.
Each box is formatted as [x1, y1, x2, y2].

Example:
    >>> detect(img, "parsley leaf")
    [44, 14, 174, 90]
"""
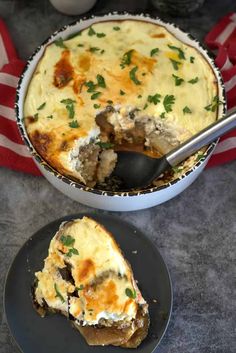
[96, 32, 106, 38]
[66, 248, 79, 257]
[37, 102, 46, 110]
[46, 115, 53, 119]
[183, 106, 192, 114]
[96, 74, 106, 88]
[69, 120, 79, 128]
[54, 283, 65, 303]
[93, 103, 101, 109]
[91, 92, 101, 100]
[147, 93, 161, 105]
[77, 43, 84, 47]
[150, 48, 159, 57]
[163, 95, 175, 113]
[33, 113, 38, 121]
[172, 74, 184, 86]
[170, 58, 181, 70]
[120, 89, 126, 95]
[120, 50, 133, 69]
[190, 56, 195, 63]
[113, 26, 120, 31]
[54, 37, 67, 49]
[168, 44, 186, 60]
[107, 100, 113, 104]
[60, 235, 75, 247]
[96, 141, 114, 149]
[60, 99, 76, 105]
[195, 153, 205, 162]
[66, 104, 74, 119]
[85, 81, 96, 93]
[143, 103, 148, 110]
[125, 288, 137, 299]
[89, 47, 100, 53]
[172, 166, 183, 173]
[188, 77, 199, 84]
[67, 31, 82, 40]
[204, 95, 223, 112]
[129, 66, 141, 85]
[75, 284, 84, 291]
[160, 112, 166, 119]
[88, 27, 96, 36]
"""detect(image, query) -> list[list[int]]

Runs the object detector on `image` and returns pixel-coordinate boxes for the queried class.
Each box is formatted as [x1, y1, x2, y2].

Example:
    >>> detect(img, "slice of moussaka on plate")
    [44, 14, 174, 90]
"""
[24, 20, 218, 187]
[33, 216, 149, 348]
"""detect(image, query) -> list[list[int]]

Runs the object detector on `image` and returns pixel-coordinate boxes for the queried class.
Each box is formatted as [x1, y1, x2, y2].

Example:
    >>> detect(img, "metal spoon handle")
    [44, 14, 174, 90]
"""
[166, 111, 236, 166]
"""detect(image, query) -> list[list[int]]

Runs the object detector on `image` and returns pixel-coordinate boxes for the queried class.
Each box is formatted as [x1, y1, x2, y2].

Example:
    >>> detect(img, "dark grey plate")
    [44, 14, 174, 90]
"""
[4, 214, 172, 353]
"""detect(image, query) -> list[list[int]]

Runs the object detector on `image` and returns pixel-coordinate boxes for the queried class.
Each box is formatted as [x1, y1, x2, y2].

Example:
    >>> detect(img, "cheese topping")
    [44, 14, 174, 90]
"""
[24, 20, 218, 186]
[34, 217, 144, 325]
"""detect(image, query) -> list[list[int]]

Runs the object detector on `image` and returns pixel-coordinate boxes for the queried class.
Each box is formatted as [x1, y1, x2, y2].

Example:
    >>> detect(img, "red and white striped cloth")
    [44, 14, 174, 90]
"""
[0, 15, 236, 175]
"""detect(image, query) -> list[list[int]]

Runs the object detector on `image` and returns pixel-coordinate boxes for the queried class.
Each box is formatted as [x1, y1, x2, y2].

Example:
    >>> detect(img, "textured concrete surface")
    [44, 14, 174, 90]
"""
[1, 0, 236, 352]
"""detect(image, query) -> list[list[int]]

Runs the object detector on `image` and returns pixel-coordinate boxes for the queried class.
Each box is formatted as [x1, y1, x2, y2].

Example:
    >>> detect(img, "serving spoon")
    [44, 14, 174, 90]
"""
[113, 111, 236, 190]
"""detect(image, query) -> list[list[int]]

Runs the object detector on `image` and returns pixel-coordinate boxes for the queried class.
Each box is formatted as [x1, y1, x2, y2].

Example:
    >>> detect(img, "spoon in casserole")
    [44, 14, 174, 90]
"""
[113, 111, 236, 189]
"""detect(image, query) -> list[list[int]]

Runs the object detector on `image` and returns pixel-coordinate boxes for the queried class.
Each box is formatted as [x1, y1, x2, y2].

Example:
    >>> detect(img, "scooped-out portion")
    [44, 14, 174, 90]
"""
[24, 20, 218, 189]
[33, 216, 149, 348]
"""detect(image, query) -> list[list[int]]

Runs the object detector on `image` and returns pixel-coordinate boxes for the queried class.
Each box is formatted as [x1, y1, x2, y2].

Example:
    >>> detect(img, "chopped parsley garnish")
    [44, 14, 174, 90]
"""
[96, 141, 114, 149]
[172, 74, 184, 86]
[204, 95, 223, 112]
[91, 92, 101, 100]
[190, 56, 195, 63]
[188, 77, 199, 84]
[100, 49, 105, 54]
[46, 115, 53, 119]
[150, 48, 159, 57]
[195, 153, 205, 162]
[120, 89, 126, 95]
[88, 27, 96, 36]
[61, 99, 76, 119]
[129, 66, 141, 85]
[67, 31, 82, 40]
[89, 47, 100, 53]
[183, 106, 192, 114]
[66, 248, 79, 257]
[107, 100, 113, 104]
[69, 120, 79, 128]
[76, 284, 84, 291]
[37, 102, 46, 110]
[160, 112, 166, 119]
[163, 95, 175, 113]
[54, 283, 65, 303]
[33, 113, 38, 121]
[120, 50, 133, 69]
[142, 73, 146, 76]
[96, 74, 106, 88]
[60, 98, 76, 105]
[96, 32, 106, 38]
[54, 37, 67, 49]
[168, 44, 186, 60]
[77, 43, 84, 47]
[125, 288, 137, 299]
[60, 234, 75, 247]
[113, 26, 120, 31]
[85, 81, 97, 93]
[66, 105, 74, 119]
[147, 93, 161, 105]
[93, 103, 101, 109]
[137, 94, 142, 98]
[172, 166, 183, 173]
[143, 103, 148, 110]
[170, 58, 181, 70]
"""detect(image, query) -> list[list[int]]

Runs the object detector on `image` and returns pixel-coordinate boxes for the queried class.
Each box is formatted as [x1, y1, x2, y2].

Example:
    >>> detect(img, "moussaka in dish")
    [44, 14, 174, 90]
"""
[33, 216, 149, 348]
[24, 20, 219, 188]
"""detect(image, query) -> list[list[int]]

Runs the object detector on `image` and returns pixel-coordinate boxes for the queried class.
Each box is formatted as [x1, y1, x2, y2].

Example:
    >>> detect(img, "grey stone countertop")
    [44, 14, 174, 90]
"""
[0, 0, 236, 352]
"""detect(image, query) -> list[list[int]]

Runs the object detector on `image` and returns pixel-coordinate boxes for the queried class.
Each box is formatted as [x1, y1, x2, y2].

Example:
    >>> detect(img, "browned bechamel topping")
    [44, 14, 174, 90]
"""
[78, 259, 95, 282]
[31, 130, 52, 156]
[54, 50, 74, 88]
[150, 33, 165, 38]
